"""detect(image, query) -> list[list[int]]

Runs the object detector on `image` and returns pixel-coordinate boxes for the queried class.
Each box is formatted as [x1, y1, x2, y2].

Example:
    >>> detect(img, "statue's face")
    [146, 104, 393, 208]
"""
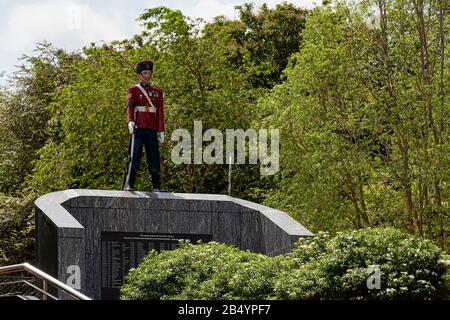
[139, 70, 152, 82]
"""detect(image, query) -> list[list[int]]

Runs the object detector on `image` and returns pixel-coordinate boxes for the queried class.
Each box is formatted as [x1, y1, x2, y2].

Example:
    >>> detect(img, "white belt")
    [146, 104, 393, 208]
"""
[135, 106, 156, 113]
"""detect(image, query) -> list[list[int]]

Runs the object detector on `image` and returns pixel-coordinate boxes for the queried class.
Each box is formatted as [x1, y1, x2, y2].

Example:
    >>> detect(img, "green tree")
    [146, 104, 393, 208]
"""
[0, 42, 78, 194]
[261, 0, 449, 249]
[0, 43, 79, 265]
[207, 2, 308, 89]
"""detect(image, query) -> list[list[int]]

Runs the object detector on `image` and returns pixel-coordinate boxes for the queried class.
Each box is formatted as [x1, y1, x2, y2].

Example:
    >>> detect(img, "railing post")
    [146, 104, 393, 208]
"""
[42, 280, 48, 300]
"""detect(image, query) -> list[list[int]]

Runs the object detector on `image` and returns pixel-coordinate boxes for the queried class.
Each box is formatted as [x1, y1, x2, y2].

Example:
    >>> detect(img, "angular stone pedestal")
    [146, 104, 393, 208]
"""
[35, 189, 313, 299]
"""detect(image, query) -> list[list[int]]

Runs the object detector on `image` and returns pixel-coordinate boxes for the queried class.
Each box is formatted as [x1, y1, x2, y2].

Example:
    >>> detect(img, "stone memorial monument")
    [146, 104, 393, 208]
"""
[35, 189, 313, 299]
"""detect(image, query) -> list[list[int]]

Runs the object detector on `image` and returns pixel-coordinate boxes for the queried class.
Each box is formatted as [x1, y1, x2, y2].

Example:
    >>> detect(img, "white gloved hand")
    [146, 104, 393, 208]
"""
[158, 132, 165, 144]
[128, 121, 135, 135]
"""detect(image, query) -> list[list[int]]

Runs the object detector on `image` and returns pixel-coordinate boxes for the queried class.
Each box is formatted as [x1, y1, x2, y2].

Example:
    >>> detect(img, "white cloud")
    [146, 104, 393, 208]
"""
[0, 0, 318, 84]
[176, 0, 316, 22]
[252, 0, 317, 9]
[0, 0, 131, 55]
[181, 0, 238, 22]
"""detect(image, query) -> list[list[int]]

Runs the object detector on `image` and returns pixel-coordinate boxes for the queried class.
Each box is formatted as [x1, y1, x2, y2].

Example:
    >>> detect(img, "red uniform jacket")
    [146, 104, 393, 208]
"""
[126, 83, 164, 132]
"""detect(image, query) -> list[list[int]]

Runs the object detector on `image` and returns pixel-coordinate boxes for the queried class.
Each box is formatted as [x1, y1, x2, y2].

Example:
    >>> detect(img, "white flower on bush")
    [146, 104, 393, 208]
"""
[386, 288, 396, 294]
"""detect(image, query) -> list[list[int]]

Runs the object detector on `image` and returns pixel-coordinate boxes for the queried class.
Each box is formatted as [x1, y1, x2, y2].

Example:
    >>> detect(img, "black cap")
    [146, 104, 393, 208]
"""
[136, 60, 153, 74]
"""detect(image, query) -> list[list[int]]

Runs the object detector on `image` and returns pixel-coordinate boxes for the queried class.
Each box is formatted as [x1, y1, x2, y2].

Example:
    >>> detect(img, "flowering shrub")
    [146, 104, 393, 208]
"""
[274, 228, 448, 299]
[120, 241, 275, 300]
[120, 228, 449, 300]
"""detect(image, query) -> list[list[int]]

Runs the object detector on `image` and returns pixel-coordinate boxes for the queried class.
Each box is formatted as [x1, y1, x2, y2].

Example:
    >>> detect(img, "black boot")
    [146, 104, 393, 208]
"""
[151, 172, 162, 192]
[124, 170, 137, 191]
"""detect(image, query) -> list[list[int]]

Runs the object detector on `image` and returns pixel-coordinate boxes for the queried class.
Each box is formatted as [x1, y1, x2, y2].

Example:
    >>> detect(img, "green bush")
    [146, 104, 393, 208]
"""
[120, 228, 449, 300]
[274, 228, 448, 300]
[187, 255, 276, 300]
[120, 241, 275, 300]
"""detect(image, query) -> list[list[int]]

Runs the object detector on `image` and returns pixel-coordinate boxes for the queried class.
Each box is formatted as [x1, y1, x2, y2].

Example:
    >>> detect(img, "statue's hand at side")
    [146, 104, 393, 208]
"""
[128, 121, 135, 135]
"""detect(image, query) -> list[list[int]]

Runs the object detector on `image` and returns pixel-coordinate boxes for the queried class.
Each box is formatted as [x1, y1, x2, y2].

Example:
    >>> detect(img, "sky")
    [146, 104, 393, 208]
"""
[0, 1, 317, 85]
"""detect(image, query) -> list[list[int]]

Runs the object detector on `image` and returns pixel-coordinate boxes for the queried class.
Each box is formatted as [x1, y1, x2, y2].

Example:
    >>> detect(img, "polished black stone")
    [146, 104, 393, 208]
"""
[35, 189, 314, 300]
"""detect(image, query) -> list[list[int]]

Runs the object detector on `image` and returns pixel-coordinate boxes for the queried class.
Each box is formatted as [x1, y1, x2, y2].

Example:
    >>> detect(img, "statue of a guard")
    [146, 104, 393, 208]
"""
[122, 60, 165, 191]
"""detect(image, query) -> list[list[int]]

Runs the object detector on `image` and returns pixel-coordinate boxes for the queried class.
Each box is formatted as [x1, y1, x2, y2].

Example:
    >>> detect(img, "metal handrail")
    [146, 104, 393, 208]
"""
[0, 263, 91, 300]
[22, 280, 59, 300]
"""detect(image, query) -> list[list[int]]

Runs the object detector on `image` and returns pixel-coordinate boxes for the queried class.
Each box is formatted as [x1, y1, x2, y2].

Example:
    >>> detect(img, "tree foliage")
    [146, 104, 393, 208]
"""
[0, 0, 448, 276]
[0, 3, 310, 265]
[261, 0, 449, 250]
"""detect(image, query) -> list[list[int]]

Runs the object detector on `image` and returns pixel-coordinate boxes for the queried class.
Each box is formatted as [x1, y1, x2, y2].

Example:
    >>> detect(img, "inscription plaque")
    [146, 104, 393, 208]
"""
[101, 231, 212, 299]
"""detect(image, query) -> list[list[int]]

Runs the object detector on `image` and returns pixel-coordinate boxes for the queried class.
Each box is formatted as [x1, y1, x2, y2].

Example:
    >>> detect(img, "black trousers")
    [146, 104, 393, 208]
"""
[130, 128, 160, 174]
